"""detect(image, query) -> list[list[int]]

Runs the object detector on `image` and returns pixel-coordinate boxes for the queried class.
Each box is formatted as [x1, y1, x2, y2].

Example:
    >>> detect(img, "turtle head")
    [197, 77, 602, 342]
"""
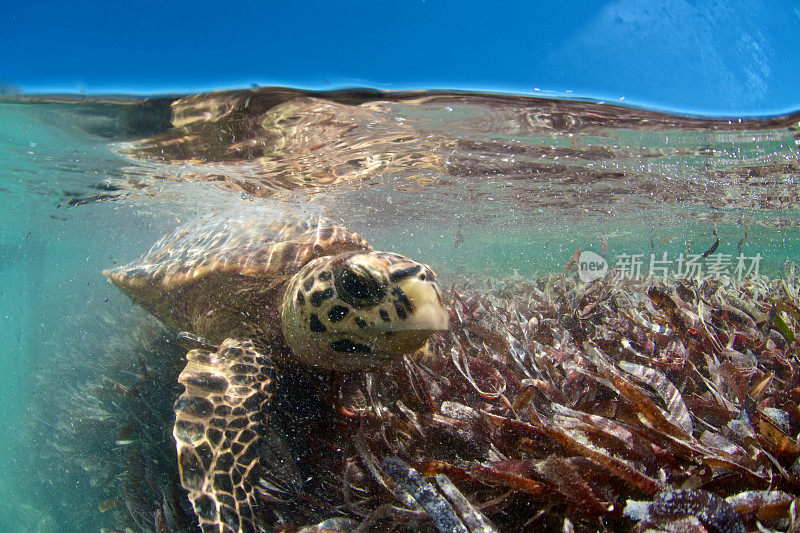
[281, 251, 449, 371]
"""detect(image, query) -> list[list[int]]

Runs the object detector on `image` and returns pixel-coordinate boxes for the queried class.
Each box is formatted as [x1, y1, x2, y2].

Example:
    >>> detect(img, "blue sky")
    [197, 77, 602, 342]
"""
[2, 0, 799, 115]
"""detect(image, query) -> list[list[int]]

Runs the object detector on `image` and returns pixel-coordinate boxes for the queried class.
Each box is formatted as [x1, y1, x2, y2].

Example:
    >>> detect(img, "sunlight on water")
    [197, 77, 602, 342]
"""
[0, 89, 798, 532]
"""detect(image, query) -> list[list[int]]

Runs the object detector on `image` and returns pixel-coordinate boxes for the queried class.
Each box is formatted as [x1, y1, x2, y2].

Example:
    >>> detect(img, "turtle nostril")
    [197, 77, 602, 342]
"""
[419, 267, 435, 282]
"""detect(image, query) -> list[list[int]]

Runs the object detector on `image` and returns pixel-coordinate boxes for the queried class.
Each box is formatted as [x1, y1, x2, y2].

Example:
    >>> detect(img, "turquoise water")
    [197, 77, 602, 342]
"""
[0, 89, 798, 532]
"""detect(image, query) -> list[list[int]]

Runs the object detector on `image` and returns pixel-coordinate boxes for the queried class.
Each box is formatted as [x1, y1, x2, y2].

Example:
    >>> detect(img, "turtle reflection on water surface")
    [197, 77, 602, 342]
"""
[104, 205, 449, 533]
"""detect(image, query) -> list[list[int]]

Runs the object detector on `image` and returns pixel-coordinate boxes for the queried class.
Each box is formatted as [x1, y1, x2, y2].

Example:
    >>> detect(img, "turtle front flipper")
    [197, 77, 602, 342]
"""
[173, 338, 275, 533]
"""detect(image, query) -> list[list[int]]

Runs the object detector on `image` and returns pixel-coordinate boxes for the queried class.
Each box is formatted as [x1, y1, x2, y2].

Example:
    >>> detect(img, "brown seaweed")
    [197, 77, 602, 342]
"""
[45, 264, 800, 531]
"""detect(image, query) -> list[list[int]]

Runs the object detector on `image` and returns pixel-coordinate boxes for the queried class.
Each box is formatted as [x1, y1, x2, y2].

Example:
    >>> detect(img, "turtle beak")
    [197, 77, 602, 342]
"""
[394, 276, 449, 332]
[370, 276, 449, 356]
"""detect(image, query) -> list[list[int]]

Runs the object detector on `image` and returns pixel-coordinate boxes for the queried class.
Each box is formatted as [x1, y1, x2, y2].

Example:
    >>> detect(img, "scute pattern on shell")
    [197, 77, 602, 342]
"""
[106, 204, 372, 290]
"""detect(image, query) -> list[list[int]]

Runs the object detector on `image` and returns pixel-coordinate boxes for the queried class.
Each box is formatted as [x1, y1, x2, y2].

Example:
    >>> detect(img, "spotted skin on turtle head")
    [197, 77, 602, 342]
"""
[281, 250, 448, 371]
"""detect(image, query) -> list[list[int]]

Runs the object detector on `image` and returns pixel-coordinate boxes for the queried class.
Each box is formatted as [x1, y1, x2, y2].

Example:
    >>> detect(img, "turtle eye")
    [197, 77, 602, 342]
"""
[335, 264, 384, 308]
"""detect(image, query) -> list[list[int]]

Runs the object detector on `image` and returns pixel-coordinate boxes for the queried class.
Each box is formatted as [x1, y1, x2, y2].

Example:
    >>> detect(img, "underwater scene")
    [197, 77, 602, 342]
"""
[1, 88, 799, 532]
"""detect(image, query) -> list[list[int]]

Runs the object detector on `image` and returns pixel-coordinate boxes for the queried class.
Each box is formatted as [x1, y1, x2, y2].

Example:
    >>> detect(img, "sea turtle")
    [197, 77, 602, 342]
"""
[103, 204, 449, 533]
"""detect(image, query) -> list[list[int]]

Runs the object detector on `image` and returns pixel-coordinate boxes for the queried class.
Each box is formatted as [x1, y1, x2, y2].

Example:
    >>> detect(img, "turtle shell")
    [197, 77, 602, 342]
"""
[105, 204, 372, 344]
